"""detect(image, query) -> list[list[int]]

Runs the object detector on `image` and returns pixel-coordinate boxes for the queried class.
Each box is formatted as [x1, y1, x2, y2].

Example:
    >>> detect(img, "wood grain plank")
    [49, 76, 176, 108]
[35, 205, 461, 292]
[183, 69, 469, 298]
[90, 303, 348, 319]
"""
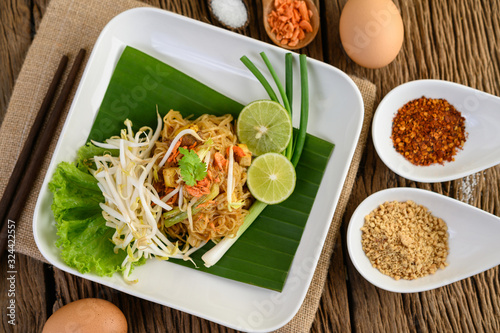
[0, 1, 51, 332]
[0, 0, 33, 124]
[51, 266, 241, 333]
[0, 254, 47, 332]
[32, 0, 50, 31]
[1, 0, 499, 332]
[323, 0, 500, 332]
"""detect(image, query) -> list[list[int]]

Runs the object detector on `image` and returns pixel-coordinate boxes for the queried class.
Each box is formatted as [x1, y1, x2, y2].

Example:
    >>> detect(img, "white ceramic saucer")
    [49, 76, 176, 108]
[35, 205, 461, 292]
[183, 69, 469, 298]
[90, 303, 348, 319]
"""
[347, 187, 500, 293]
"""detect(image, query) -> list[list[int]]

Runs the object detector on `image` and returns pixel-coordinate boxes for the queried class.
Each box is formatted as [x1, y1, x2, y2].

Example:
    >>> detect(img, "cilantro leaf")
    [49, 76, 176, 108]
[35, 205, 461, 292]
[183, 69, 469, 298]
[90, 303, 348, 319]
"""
[178, 147, 207, 186]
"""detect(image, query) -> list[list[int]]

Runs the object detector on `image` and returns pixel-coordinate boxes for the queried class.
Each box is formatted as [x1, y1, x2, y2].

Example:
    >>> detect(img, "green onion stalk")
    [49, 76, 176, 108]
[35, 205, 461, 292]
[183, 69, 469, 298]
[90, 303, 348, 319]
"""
[202, 52, 309, 268]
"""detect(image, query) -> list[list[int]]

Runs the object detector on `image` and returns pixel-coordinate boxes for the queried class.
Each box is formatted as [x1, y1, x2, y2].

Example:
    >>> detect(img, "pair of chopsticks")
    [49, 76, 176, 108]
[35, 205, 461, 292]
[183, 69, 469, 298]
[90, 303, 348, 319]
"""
[0, 48, 87, 254]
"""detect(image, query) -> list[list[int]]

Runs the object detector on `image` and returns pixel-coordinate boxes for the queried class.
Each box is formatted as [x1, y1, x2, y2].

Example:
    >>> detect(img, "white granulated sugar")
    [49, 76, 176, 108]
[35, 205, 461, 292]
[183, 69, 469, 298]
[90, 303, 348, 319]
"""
[211, 0, 248, 29]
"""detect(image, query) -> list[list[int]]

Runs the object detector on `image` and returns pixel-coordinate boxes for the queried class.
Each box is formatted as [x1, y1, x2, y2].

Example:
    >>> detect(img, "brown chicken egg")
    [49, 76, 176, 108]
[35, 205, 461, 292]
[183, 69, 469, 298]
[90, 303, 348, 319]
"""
[339, 0, 404, 69]
[42, 298, 127, 333]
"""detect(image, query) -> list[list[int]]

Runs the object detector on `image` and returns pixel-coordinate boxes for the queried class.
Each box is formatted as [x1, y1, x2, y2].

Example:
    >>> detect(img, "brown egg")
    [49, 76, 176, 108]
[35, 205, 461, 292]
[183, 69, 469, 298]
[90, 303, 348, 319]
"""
[42, 298, 127, 333]
[339, 0, 404, 69]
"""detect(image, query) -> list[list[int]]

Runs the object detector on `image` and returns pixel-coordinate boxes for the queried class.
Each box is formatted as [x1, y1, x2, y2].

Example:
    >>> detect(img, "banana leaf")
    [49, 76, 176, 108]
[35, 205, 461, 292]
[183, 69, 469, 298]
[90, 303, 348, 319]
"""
[88, 46, 334, 291]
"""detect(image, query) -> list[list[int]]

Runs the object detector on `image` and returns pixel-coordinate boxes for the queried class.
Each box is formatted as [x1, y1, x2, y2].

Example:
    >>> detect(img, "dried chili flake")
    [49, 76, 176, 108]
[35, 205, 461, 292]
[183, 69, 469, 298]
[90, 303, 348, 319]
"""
[391, 96, 467, 166]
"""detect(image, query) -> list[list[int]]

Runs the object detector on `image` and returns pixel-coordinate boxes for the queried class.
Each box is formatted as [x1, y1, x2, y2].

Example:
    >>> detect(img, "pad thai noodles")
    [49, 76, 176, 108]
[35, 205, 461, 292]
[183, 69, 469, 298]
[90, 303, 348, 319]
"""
[90, 109, 253, 282]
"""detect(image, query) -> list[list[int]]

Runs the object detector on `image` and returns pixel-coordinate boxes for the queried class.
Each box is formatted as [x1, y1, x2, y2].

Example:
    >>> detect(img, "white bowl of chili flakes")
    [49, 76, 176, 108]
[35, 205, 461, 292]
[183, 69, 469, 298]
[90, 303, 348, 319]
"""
[372, 79, 500, 183]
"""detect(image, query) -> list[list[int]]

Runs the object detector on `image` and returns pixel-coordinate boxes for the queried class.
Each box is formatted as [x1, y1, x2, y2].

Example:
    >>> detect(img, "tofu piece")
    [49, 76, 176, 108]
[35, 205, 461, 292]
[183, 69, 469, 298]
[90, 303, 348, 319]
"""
[236, 144, 252, 167]
[163, 167, 179, 187]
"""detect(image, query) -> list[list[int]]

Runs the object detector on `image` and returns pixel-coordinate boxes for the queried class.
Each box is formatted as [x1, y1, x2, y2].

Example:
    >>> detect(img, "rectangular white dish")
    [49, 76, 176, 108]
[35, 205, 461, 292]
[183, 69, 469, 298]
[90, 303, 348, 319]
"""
[33, 7, 364, 332]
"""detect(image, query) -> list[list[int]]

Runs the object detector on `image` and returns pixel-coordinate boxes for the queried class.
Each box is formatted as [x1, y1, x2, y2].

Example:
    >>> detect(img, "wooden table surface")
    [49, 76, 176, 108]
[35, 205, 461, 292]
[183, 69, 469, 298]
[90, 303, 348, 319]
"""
[1, 0, 499, 332]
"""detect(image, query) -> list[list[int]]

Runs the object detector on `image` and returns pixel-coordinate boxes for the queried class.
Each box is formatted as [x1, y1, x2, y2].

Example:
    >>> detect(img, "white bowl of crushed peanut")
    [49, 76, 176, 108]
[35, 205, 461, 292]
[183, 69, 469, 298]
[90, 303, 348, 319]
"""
[347, 187, 500, 293]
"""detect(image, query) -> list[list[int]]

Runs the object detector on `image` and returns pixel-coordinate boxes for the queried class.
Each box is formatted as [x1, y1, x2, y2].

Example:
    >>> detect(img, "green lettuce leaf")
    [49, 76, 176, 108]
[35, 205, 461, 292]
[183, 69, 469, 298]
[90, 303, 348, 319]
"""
[49, 144, 145, 277]
[75, 142, 118, 172]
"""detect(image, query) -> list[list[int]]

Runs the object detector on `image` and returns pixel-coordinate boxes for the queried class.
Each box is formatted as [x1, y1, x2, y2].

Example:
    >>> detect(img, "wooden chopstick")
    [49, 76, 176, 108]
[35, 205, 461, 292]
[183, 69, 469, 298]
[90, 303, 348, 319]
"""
[0, 48, 86, 254]
[0, 55, 68, 228]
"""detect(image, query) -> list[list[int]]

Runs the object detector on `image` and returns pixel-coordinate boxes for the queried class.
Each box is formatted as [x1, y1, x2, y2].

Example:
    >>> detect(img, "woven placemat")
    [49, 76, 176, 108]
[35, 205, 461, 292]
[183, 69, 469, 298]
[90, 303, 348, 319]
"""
[0, 0, 376, 331]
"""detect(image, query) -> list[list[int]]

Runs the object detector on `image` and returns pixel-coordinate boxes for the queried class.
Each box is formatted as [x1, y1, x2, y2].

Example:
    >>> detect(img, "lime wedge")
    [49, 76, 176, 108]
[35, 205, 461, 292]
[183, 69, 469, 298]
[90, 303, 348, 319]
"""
[247, 153, 296, 204]
[236, 100, 292, 156]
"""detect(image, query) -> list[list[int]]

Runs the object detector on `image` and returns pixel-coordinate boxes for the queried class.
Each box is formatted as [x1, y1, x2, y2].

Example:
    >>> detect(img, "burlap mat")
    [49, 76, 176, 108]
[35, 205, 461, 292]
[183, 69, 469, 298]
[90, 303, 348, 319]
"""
[0, 0, 376, 331]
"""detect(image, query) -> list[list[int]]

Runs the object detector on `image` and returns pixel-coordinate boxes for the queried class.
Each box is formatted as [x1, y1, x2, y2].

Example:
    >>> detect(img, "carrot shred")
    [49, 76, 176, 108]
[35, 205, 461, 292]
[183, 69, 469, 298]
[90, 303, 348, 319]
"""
[167, 141, 182, 163]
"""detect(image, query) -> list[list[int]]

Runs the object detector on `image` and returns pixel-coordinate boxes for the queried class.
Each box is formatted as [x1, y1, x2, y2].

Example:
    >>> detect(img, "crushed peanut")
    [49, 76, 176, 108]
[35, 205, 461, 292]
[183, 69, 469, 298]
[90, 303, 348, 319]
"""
[361, 200, 449, 280]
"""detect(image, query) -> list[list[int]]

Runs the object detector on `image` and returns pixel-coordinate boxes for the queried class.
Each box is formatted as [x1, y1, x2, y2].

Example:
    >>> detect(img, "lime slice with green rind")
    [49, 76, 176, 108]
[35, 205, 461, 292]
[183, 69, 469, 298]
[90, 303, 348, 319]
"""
[236, 100, 292, 156]
[247, 153, 296, 205]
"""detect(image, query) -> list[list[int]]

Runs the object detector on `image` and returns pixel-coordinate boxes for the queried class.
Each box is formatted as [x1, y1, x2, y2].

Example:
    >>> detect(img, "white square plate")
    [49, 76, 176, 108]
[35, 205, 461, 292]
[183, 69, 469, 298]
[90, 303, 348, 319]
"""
[33, 8, 364, 332]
